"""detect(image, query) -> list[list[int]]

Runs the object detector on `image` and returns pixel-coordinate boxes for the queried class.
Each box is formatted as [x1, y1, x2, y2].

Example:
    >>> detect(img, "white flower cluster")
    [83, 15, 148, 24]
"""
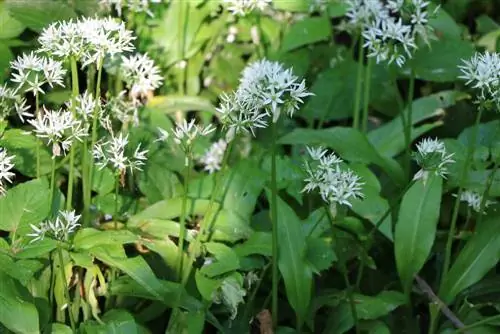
[223, 0, 272, 16]
[68, 92, 104, 126]
[413, 138, 455, 181]
[217, 59, 311, 141]
[93, 132, 148, 174]
[346, 0, 437, 67]
[302, 146, 364, 208]
[0, 84, 30, 122]
[199, 139, 227, 173]
[10, 52, 66, 94]
[99, 0, 161, 17]
[0, 148, 15, 196]
[28, 107, 88, 157]
[157, 119, 215, 166]
[454, 190, 495, 213]
[459, 51, 500, 109]
[39, 17, 135, 67]
[27, 210, 81, 243]
[121, 53, 163, 104]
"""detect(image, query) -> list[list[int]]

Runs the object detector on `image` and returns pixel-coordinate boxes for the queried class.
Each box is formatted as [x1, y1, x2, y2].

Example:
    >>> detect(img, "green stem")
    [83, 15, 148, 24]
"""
[114, 175, 120, 230]
[325, 205, 359, 334]
[392, 75, 409, 179]
[270, 121, 279, 328]
[66, 57, 79, 210]
[85, 61, 104, 225]
[49, 158, 56, 212]
[176, 157, 191, 280]
[404, 69, 416, 179]
[361, 57, 372, 133]
[442, 107, 483, 283]
[57, 247, 76, 331]
[35, 92, 40, 179]
[353, 37, 364, 130]
[475, 163, 498, 227]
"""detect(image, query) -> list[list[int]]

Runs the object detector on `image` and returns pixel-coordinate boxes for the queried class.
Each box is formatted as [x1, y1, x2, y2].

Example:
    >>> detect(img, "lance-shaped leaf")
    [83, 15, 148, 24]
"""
[395, 174, 443, 294]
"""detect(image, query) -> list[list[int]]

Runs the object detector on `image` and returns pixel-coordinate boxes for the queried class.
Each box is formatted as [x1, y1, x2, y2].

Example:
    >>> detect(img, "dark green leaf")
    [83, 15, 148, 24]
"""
[280, 16, 331, 52]
[395, 174, 443, 294]
[439, 216, 500, 304]
[0, 179, 50, 238]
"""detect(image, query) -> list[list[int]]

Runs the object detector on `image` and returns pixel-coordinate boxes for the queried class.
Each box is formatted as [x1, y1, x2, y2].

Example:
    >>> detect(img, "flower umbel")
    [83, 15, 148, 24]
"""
[93, 132, 148, 175]
[199, 139, 227, 174]
[27, 210, 81, 243]
[459, 51, 500, 109]
[223, 0, 272, 16]
[453, 190, 495, 214]
[413, 138, 455, 180]
[28, 107, 88, 157]
[302, 146, 364, 208]
[0, 149, 15, 196]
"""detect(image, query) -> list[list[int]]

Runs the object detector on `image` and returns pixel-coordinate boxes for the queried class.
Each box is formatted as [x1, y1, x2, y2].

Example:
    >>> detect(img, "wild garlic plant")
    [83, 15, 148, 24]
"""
[344, 0, 438, 181]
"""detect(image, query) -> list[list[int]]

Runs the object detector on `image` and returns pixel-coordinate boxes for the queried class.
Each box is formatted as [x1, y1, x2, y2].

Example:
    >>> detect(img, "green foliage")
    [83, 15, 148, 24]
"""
[0, 0, 500, 332]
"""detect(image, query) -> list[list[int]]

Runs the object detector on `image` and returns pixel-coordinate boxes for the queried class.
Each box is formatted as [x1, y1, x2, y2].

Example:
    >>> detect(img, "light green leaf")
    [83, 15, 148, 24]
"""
[233, 232, 272, 257]
[395, 174, 443, 294]
[411, 38, 475, 82]
[306, 237, 336, 273]
[0, 129, 52, 177]
[89, 245, 164, 300]
[0, 4, 24, 39]
[439, 216, 500, 304]
[0, 179, 50, 238]
[0, 253, 43, 285]
[73, 228, 138, 250]
[351, 187, 393, 241]
[368, 91, 467, 157]
[281, 16, 331, 52]
[14, 238, 57, 259]
[278, 127, 404, 185]
[5, 0, 76, 32]
[0, 272, 40, 334]
[200, 242, 240, 277]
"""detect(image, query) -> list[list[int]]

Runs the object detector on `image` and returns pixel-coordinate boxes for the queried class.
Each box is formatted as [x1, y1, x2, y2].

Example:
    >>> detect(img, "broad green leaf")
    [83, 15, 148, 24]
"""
[395, 174, 443, 294]
[138, 158, 180, 204]
[411, 38, 475, 82]
[73, 228, 138, 250]
[0, 129, 52, 177]
[109, 276, 202, 311]
[368, 91, 466, 157]
[280, 16, 331, 52]
[477, 29, 500, 52]
[326, 291, 406, 333]
[48, 323, 73, 334]
[5, 0, 76, 32]
[0, 272, 39, 334]
[0, 4, 24, 39]
[89, 245, 164, 300]
[0, 42, 13, 81]
[14, 238, 57, 259]
[0, 179, 50, 237]
[302, 59, 358, 122]
[200, 242, 240, 277]
[429, 6, 462, 39]
[306, 237, 336, 273]
[278, 127, 404, 185]
[91, 167, 115, 195]
[0, 253, 43, 285]
[79, 310, 139, 334]
[195, 269, 222, 301]
[233, 232, 272, 257]
[268, 191, 312, 326]
[439, 216, 500, 304]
